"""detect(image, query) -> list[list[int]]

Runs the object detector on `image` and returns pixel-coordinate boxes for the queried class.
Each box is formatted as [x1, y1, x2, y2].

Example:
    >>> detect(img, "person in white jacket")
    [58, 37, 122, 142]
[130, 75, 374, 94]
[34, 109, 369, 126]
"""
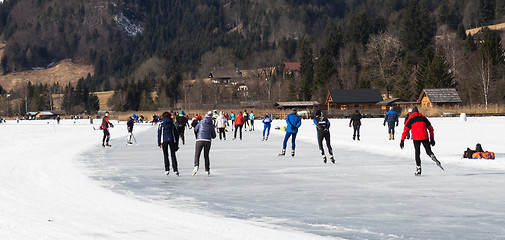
[215, 111, 228, 140]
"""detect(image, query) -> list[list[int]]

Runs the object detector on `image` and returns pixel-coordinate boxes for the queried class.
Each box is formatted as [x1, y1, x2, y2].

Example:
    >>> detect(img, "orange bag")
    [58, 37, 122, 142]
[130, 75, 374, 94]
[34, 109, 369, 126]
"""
[472, 152, 495, 160]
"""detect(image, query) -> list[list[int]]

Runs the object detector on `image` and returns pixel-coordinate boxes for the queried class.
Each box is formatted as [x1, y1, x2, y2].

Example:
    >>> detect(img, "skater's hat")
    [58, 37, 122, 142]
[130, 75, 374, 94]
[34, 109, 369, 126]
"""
[206, 111, 213, 118]
[315, 110, 322, 116]
[412, 107, 418, 113]
[180, 110, 185, 115]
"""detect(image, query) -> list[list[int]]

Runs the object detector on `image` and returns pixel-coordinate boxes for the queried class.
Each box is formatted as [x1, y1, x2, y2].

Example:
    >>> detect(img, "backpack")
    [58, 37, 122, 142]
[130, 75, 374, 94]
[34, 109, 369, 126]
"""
[472, 151, 495, 160]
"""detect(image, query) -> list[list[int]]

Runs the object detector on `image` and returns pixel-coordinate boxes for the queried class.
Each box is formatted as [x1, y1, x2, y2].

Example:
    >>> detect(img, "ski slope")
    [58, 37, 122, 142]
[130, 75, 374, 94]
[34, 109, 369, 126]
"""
[1, 116, 504, 239]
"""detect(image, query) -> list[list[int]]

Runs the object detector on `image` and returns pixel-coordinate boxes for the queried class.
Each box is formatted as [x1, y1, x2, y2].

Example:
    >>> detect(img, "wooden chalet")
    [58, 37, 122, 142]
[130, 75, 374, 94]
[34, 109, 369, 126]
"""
[418, 88, 462, 108]
[325, 89, 383, 110]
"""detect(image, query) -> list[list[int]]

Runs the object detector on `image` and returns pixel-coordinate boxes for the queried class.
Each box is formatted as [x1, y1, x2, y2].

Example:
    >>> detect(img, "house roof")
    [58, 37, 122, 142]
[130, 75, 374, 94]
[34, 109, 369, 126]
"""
[420, 88, 462, 103]
[376, 98, 408, 105]
[327, 89, 383, 104]
[276, 101, 319, 107]
[283, 62, 301, 71]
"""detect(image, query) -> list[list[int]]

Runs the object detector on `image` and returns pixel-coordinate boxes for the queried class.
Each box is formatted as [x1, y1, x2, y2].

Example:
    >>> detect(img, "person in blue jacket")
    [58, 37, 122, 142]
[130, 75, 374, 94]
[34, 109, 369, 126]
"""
[193, 111, 217, 176]
[383, 106, 399, 140]
[157, 112, 180, 176]
[279, 108, 301, 157]
[262, 114, 272, 141]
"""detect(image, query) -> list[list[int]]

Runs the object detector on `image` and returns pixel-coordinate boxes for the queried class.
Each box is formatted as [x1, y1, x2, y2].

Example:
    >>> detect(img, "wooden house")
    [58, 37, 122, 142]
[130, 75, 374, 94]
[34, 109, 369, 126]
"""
[325, 89, 383, 110]
[418, 88, 462, 108]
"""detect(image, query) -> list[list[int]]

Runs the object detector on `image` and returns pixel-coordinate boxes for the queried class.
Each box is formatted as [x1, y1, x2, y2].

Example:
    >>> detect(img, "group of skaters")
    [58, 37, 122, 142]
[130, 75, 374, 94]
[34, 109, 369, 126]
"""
[100, 105, 444, 177]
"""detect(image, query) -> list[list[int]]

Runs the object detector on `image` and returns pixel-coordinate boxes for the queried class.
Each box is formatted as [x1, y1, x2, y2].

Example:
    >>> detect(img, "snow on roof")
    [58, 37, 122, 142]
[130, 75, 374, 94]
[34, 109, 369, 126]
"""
[276, 101, 319, 107]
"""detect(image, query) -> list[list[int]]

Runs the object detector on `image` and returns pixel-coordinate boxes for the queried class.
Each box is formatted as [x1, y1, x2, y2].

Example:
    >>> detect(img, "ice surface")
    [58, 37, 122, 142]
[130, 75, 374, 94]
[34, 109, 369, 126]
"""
[1, 117, 505, 239]
[79, 117, 505, 239]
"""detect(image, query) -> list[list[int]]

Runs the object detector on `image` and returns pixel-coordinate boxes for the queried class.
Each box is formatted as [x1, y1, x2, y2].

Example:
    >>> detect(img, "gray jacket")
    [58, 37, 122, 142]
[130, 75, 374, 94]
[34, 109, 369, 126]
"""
[195, 117, 217, 141]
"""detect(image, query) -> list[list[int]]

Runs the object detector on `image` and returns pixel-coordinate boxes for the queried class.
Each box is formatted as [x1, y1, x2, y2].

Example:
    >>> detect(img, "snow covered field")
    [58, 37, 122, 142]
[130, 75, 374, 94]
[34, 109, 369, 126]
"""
[1, 116, 504, 239]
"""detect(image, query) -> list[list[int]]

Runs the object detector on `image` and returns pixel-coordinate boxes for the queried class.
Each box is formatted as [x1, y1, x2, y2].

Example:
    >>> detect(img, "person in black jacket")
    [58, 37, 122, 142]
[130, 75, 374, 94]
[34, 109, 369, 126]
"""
[127, 116, 134, 144]
[158, 112, 180, 176]
[313, 110, 334, 163]
[349, 109, 362, 141]
[100, 111, 114, 147]
[175, 110, 189, 145]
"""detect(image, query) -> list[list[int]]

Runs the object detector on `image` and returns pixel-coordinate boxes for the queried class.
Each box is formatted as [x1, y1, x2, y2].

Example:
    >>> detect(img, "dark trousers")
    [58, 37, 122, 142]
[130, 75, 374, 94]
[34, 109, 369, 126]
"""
[234, 124, 243, 139]
[353, 125, 360, 138]
[317, 130, 333, 156]
[250, 120, 254, 130]
[387, 122, 396, 134]
[282, 132, 297, 150]
[177, 127, 186, 144]
[194, 141, 211, 171]
[218, 128, 226, 140]
[413, 139, 434, 167]
[162, 142, 178, 172]
[102, 129, 110, 144]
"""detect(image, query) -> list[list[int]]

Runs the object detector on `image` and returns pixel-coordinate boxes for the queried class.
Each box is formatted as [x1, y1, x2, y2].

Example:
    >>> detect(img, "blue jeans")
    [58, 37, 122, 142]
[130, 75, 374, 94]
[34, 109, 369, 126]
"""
[263, 125, 271, 137]
[282, 132, 297, 150]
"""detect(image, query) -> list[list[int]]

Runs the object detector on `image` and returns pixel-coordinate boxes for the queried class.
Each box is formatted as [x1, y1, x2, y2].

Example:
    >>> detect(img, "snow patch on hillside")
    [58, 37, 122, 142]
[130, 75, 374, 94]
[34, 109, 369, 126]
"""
[114, 12, 143, 36]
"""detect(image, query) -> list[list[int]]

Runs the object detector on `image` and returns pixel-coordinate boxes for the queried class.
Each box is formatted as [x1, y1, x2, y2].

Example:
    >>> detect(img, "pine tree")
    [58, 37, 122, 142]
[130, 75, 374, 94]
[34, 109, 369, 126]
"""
[457, 23, 466, 40]
[394, 57, 414, 100]
[425, 48, 455, 89]
[299, 38, 314, 101]
[415, 47, 435, 96]
[400, 0, 436, 59]
[465, 34, 478, 52]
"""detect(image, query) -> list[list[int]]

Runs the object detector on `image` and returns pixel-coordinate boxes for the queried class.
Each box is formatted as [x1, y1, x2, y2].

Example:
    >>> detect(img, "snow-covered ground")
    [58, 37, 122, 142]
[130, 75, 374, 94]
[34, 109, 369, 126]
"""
[1, 116, 504, 239]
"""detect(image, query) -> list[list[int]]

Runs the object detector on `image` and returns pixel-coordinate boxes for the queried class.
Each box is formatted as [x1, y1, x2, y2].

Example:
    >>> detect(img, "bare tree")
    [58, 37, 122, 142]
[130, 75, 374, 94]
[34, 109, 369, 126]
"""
[365, 32, 402, 96]
[473, 56, 492, 108]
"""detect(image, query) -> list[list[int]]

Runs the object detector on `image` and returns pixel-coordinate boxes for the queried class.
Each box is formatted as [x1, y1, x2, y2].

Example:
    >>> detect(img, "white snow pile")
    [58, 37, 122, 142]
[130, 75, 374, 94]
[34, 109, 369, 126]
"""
[1, 116, 504, 239]
[114, 12, 143, 37]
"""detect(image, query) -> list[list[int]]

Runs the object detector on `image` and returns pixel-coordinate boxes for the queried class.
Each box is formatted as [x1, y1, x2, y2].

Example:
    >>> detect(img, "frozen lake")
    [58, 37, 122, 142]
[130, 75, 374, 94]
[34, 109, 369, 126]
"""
[78, 117, 505, 239]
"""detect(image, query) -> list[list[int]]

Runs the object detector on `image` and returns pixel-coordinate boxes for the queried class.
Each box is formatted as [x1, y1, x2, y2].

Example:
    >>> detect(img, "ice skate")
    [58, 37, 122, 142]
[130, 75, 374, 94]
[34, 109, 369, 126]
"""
[205, 171, 210, 176]
[192, 166, 199, 176]
[415, 166, 422, 176]
[330, 155, 335, 164]
[430, 155, 444, 170]
[165, 171, 170, 176]
[322, 155, 327, 163]
[291, 150, 295, 157]
[175, 171, 179, 176]
[265, 136, 268, 141]
[278, 149, 286, 156]
[262, 137, 265, 141]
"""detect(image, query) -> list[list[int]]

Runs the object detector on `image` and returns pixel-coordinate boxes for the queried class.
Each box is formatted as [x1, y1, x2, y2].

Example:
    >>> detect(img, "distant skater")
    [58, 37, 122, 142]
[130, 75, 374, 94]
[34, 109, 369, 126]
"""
[175, 111, 189, 145]
[400, 107, 444, 176]
[127, 116, 134, 144]
[233, 112, 244, 140]
[191, 114, 202, 138]
[349, 109, 362, 141]
[262, 114, 272, 141]
[193, 111, 216, 176]
[158, 112, 180, 176]
[243, 110, 250, 131]
[249, 111, 255, 131]
[100, 111, 114, 147]
[404, 108, 412, 140]
[279, 108, 301, 157]
[384, 107, 399, 140]
[314, 110, 334, 163]
[216, 111, 228, 140]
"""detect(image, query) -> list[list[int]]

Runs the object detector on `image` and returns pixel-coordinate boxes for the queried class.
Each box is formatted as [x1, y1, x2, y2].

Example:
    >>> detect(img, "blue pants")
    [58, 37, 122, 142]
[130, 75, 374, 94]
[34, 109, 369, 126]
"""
[263, 125, 271, 137]
[282, 132, 297, 150]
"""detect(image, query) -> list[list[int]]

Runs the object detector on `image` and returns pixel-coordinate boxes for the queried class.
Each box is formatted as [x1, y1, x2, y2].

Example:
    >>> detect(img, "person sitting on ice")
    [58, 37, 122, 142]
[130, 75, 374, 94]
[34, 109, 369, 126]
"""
[400, 107, 444, 176]
[279, 108, 301, 157]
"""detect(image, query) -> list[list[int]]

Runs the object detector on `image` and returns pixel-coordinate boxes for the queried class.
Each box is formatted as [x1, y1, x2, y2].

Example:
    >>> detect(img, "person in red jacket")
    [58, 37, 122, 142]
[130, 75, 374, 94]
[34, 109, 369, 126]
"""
[233, 112, 244, 140]
[400, 107, 443, 176]
[100, 111, 114, 147]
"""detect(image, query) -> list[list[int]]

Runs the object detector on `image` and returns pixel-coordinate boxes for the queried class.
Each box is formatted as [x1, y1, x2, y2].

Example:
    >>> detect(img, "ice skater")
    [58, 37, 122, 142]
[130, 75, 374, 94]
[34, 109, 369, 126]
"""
[262, 114, 272, 141]
[349, 109, 362, 141]
[400, 107, 444, 176]
[243, 110, 250, 131]
[127, 116, 134, 144]
[279, 108, 301, 157]
[158, 112, 180, 176]
[216, 111, 228, 140]
[175, 110, 189, 145]
[233, 112, 244, 140]
[384, 107, 399, 140]
[230, 111, 235, 131]
[193, 111, 216, 176]
[100, 111, 114, 147]
[249, 111, 255, 131]
[314, 110, 334, 163]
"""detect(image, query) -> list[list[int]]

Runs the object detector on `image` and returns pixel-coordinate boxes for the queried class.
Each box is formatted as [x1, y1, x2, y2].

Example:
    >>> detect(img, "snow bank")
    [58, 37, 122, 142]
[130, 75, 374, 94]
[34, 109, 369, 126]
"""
[0, 119, 332, 239]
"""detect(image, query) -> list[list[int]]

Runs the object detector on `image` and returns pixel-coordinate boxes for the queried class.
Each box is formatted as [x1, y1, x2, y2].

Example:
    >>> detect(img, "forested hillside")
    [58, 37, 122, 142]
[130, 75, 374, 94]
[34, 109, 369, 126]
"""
[1, 0, 505, 115]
